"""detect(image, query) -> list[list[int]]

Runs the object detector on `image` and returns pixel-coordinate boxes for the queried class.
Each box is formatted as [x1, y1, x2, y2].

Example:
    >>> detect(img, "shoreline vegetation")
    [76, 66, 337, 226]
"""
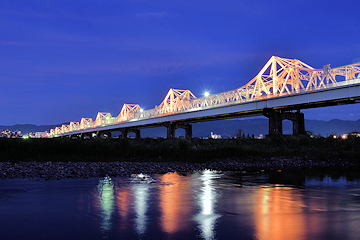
[0, 135, 359, 179]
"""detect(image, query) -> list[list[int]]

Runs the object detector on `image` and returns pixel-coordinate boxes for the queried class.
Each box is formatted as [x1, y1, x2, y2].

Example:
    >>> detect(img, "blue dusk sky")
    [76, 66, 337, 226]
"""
[1, 0, 360, 125]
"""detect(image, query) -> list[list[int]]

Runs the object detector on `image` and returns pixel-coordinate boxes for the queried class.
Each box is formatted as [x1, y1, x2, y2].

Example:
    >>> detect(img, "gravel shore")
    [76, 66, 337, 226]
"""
[0, 157, 357, 179]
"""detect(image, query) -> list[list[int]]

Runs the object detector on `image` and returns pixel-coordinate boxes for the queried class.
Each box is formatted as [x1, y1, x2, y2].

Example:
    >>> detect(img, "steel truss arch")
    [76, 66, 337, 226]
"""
[49, 56, 360, 137]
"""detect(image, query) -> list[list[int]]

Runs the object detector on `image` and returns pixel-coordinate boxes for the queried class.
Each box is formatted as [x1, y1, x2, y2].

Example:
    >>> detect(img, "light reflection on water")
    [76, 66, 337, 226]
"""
[97, 176, 115, 235]
[159, 172, 192, 234]
[1, 170, 360, 240]
[116, 184, 131, 231]
[132, 177, 150, 236]
[194, 170, 221, 240]
[254, 185, 306, 240]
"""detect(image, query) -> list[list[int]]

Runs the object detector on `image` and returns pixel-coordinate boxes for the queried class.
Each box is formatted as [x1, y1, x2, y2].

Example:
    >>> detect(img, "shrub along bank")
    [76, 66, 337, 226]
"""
[0, 135, 359, 164]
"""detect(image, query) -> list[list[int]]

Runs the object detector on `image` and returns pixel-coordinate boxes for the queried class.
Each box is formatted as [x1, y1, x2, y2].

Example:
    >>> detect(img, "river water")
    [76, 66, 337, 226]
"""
[1, 169, 360, 240]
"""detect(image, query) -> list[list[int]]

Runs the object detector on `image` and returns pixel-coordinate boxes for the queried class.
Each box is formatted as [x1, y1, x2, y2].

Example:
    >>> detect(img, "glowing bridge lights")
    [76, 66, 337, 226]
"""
[49, 56, 360, 137]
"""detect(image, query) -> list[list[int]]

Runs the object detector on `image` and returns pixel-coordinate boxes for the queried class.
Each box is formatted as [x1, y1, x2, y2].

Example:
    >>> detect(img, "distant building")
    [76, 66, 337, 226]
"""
[12, 130, 22, 138]
[23, 131, 48, 138]
[35, 132, 47, 138]
[255, 134, 264, 139]
[1, 129, 11, 138]
[0, 129, 22, 138]
[210, 132, 222, 139]
[23, 132, 35, 139]
[341, 131, 360, 139]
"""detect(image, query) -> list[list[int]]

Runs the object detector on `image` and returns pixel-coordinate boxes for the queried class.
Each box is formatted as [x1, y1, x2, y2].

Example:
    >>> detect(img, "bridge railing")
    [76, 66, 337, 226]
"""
[129, 77, 360, 122]
[52, 77, 360, 136]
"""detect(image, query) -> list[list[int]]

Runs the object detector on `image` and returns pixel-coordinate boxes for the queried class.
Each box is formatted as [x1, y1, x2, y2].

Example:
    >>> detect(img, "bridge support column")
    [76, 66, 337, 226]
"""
[165, 123, 175, 139]
[263, 109, 283, 135]
[184, 124, 192, 140]
[165, 122, 192, 139]
[120, 128, 140, 139]
[178, 123, 192, 140]
[120, 129, 128, 138]
[283, 110, 305, 135]
[95, 131, 101, 138]
[128, 128, 141, 139]
[263, 109, 305, 135]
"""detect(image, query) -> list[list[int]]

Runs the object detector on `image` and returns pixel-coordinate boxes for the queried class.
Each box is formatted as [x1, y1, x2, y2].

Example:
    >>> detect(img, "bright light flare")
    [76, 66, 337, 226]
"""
[204, 91, 210, 97]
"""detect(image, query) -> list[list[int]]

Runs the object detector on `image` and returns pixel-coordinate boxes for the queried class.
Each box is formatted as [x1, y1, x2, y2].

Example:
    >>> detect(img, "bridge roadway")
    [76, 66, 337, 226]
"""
[61, 80, 360, 139]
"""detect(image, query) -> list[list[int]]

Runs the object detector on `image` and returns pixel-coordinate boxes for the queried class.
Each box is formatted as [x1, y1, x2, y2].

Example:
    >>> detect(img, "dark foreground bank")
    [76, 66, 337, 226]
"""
[0, 157, 357, 179]
[0, 136, 359, 179]
[2, 135, 360, 161]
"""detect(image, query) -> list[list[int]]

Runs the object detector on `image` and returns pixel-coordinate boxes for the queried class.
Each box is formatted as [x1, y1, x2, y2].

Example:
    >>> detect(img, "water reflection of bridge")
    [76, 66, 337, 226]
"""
[92, 171, 360, 239]
[159, 172, 192, 234]
[51, 57, 360, 138]
[95, 172, 220, 239]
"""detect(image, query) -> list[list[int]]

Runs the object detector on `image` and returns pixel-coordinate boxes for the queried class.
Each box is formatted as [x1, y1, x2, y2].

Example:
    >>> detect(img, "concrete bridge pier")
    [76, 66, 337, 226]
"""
[263, 108, 305, 135]
[128, 128, 141, 139]
[283, 110, 305, 135]
[165, 122, 192, 140]
[184, 123, 192, 140]
[264, 108, 283, 135]
[119, 128, 140, 139]
[165, 122, 175, 139]
[120, 128, 128, 138]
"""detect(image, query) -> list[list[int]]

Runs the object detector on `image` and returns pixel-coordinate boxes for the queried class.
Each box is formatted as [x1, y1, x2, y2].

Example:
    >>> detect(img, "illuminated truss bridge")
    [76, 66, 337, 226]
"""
[49, 56, 360, 138]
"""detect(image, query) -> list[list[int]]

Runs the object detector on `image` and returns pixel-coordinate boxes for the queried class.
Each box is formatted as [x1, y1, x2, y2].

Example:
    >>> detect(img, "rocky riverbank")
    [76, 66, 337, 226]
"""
[0, 157, 356, 179]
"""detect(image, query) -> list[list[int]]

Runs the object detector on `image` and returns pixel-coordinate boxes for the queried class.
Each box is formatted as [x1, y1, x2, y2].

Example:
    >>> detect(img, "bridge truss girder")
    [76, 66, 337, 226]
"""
[69, 122, 80, 132]
[95, 112, 112, 127]
[80, 118, 93, 130]
[49, 56, 360, 138]
[116, 104, 141, 122]
[156, 88, 197, 115]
